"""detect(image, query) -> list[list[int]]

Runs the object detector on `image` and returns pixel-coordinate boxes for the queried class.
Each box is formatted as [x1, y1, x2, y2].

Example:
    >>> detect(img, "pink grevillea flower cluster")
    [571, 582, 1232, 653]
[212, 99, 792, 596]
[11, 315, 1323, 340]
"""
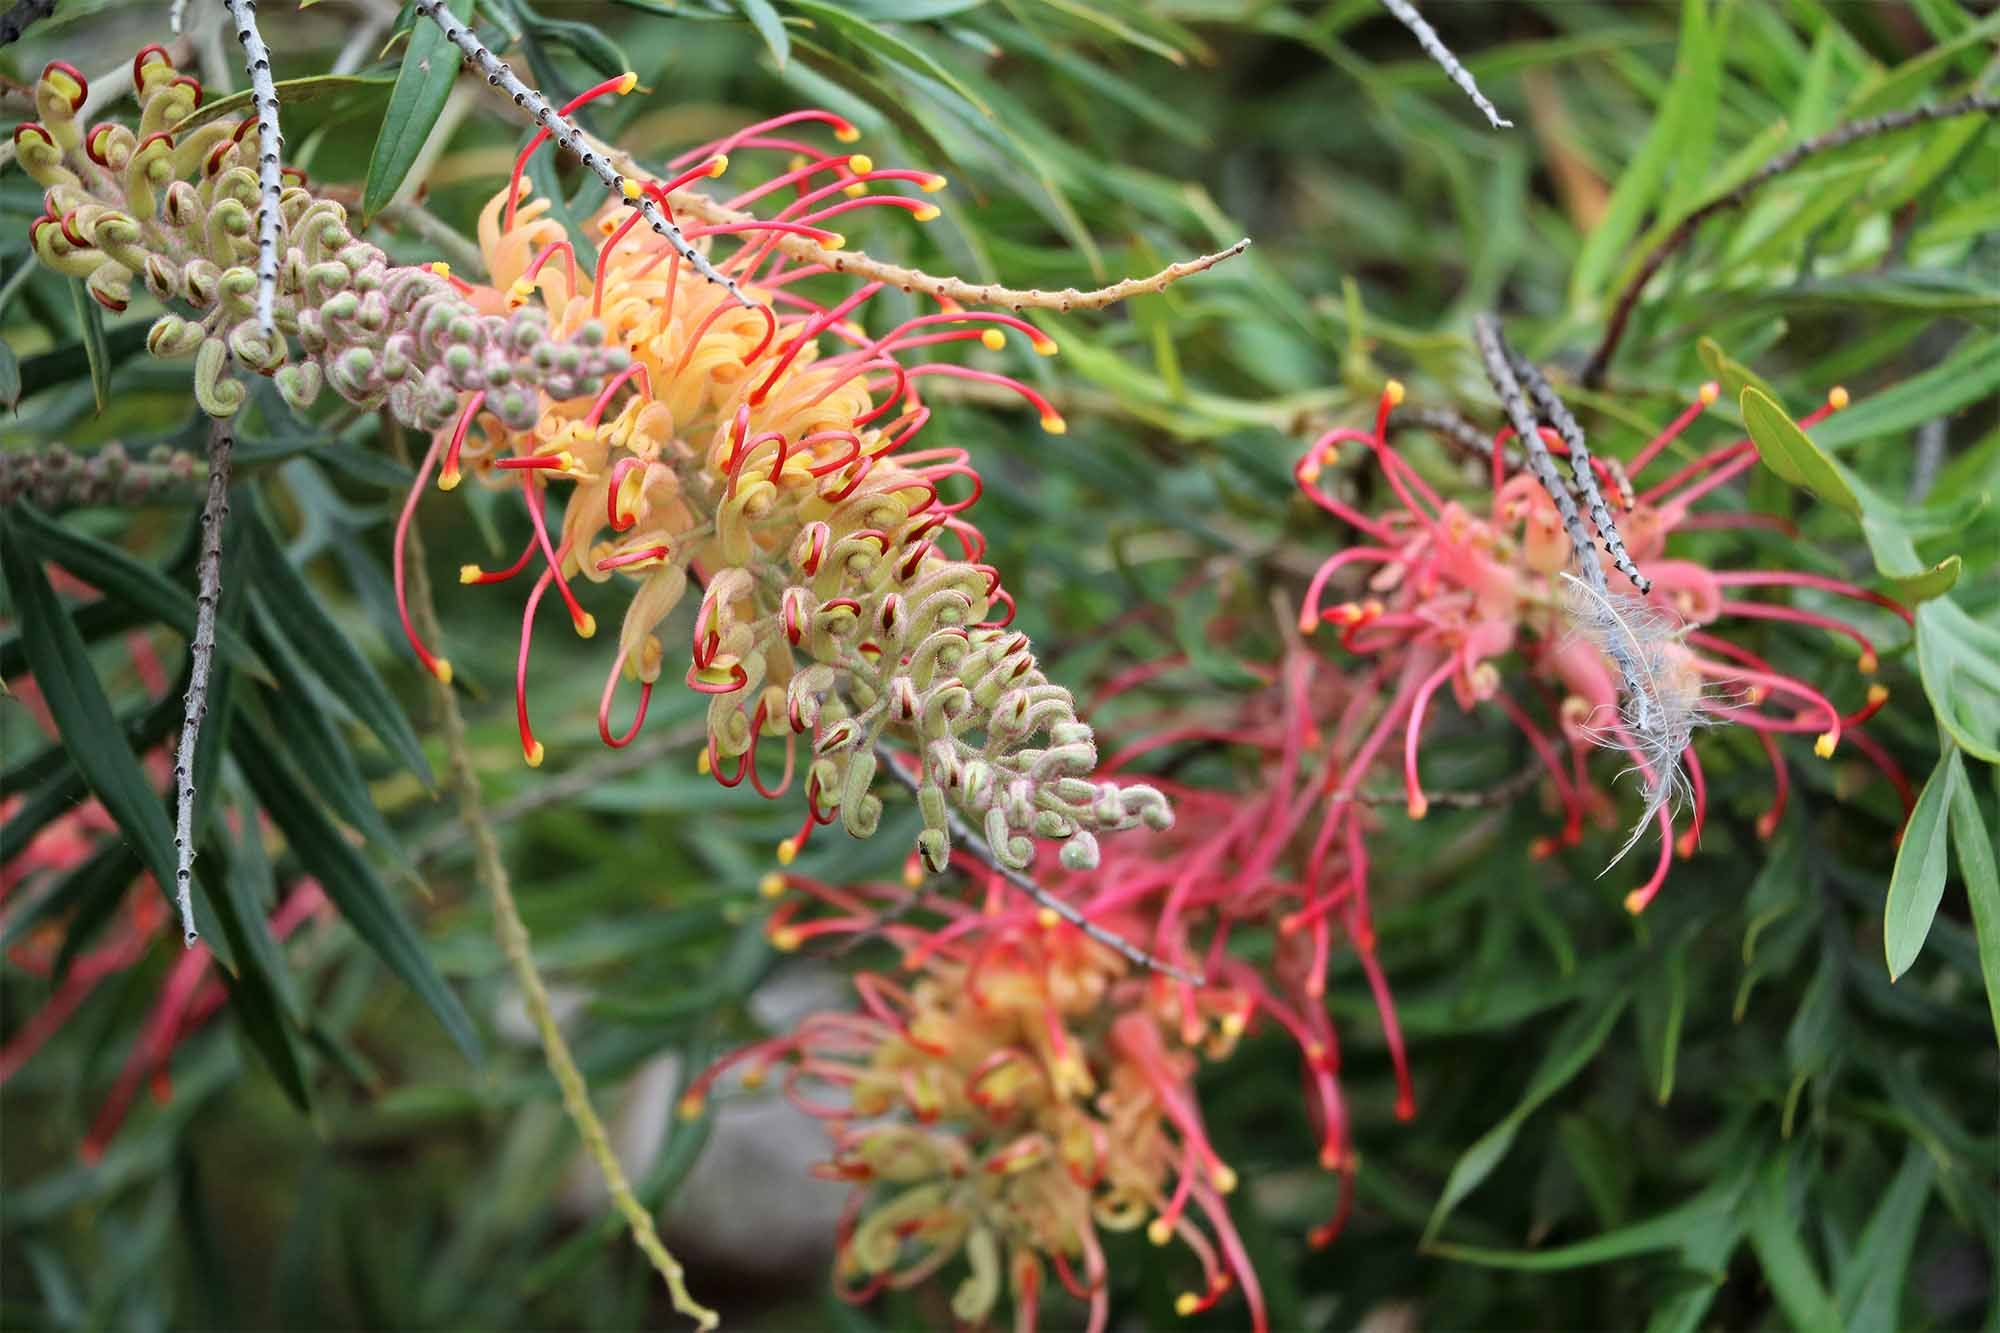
[13, 51, 619, 422]
[688, 652, 1413, 1331]
[391, 82, 1171, 878]
[1295, 380, 1909, 911]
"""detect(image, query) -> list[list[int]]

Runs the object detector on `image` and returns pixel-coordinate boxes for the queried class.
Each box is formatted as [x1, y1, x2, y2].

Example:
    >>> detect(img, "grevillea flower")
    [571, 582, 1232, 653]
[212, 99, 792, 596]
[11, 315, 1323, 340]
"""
[1294, 379, 1909, 911]
[13, 51, 620, 421]
[681, 881, 1262, 1333]
[395, 90, 1172, 876]
[691, 648, 1437, 1328]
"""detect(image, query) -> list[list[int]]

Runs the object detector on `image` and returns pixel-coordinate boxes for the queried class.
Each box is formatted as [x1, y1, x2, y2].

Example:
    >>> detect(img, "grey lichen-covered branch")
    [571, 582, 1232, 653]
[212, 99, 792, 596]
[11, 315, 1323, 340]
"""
[223, 0, 285, 345]
[1504, 349, 1649, 593]
[1379, 0, 1511, 130]
[169, 414, 235, 946]
[409, 0, 752, 309]
[875, 742, 1202, 986]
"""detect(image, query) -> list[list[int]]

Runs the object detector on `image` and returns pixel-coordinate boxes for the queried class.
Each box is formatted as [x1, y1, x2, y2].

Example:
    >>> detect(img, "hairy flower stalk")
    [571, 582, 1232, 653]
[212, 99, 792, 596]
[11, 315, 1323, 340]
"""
[1295, 376, 1905, 911]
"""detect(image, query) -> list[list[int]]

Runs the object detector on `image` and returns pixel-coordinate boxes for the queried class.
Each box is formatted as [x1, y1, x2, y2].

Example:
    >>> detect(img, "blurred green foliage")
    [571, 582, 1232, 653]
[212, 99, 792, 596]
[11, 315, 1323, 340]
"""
[3, 0, 1997, 1329]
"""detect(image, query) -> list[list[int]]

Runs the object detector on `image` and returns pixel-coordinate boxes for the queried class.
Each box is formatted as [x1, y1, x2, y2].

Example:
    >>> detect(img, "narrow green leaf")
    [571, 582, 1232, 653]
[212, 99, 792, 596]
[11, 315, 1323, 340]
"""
[1835, 1145, 1933, 1330]
[0, 509, 213, 948]
[0, 336, 19, 411]
[1744, 1156, 1841, 1333]
[737, 0, 791, 66]
[1884, 747, 1962, 980]
[1427, 1170, 1747, 1272]
[170, 75, 397, 137]
[1949, 769, 2000, 1046]
[1916, 599, 2000, 763]
[69, 279, 108, 415]
[10, 502, 270, 682]
[789, 0, 991, 117]
[362, 0, 477, 219]
[1422, 992, 1630, 1244]
[1740, 385, 1859, 514]
[243, 498, 434, 785]
[232, 723, 480, 1063]
[521, 14, 631, 80]
[1809, 331, 2000, 452]
[1695, 336, 1778, 405]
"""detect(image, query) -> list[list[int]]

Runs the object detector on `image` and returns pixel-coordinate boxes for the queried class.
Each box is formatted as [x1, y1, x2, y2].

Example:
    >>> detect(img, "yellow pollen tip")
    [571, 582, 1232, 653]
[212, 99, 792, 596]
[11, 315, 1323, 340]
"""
[1828, 386, 1850, 410]
[1867, 684, 1889, 705]
[847, 153, 874, 175]
[1041, 415, 1067, 435]
[1033, 338, 1058, 356]
[1211, 1164, 1238, 1193]
[615, 71, 638, 94]
[525, 741, 545, 768]
[620, 177, 642, 200]
[1222, 1011, 1247, 1037]
[740, 1065, 767, 1090]
[913, 204, 941, 222]
[1147, 1218, 1173, 1246]
[1408, 794, 1429, 820]
[459, 565, 482, 584]
[1814, 732, 1837, 759]
[438, 469, 461, 492]
[697, 749, 712, 775]
[1299, 614, 1319, 635]
[842, 183, 867, 198]
[1858, 651, 1878, 674]
[428, 261, 450, 277]
[707, 154, 728, 177]
[1385, 379, 1406, 406]
[980, 328, 1006, 351]
[823, 234, 846, 251]
[1175, 1293, 1200, 1318]
[771, 926, 803, 952]
[1623, 889, 1648, 914]
[759, 872, 786, 898]
[431, 659, 453, 685]
[776, 837, 799, 866]
[575, 612, 597, 639]
[1036, 907, 1060, 930]
[573, 422, 596, 442]
[833, 125, 861, 143]
[921, 175, 947, 193]
[677, 1093, 704, 1121]
[1300, 461, 1321, 485]
[902, 860, 924, 889]
[1699, 381, 1720, 405]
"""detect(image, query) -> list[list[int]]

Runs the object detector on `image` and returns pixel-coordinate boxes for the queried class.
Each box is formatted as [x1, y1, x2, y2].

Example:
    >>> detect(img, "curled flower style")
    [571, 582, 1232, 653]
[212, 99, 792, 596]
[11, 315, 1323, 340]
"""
[401, 96, 1174, 876]
[13, 50, 621, 421]
[1295, 379, 1909, 911]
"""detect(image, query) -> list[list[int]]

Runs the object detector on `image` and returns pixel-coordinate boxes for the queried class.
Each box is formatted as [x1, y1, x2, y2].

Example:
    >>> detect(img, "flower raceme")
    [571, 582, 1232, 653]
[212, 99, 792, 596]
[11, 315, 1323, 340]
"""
[693, 651, 1421, 1332]
[1294, 380, 1909, 911]
[399, 93, 1173, 879]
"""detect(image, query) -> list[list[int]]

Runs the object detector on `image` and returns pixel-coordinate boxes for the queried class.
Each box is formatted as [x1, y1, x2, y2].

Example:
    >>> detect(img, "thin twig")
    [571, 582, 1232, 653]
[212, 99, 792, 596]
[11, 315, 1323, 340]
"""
[1378, 0, 1511, 130]
[1582, 93, 2000, 387]
[0, 0, 56, 47]
[386, 422, 718, 1332]
[873, 742, 1203, 986]
[411, 0, 751, 309]
[223, 0, 284, 342]
[1505, 351, 1649, 592]
[170, 415, 234, 947]
[590, 131, 1253, 315]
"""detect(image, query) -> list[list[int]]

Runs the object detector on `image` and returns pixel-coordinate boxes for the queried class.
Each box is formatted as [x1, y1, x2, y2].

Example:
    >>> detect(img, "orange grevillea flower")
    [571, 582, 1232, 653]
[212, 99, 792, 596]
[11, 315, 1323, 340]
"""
[399, 96, 1170, 877]
[1295, 380, 1908, 912]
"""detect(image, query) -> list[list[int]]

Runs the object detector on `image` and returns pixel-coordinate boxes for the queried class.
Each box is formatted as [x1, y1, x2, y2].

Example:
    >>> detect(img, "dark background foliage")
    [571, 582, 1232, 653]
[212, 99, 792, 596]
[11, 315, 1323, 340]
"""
[3, 0, 1997, 1328]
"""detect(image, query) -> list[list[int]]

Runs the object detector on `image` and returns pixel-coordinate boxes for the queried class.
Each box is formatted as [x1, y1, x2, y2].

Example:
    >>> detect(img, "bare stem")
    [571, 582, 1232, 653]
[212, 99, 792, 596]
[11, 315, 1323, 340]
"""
[1582, 93, 2000, 387]
[873, 742, 1203, 985]
[587, 131, 1252, 315]
[223, 0, 285, 341]
[410, 0, 750, 309]
[1378, 0, 1511, 130]
[171, 414, 234, 947]
[1504, 350, 1649, 593]
[386, 422, 718, 1331]
[0, 0, 56, 47]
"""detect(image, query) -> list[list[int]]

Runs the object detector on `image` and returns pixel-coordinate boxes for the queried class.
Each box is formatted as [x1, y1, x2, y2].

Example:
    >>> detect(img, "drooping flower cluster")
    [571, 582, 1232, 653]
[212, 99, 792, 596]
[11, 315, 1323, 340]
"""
[1294, 380, 1909, 910]
[695, 649, 1423, 1330]
[13, 51, 621, 422]
[393, 89, 1172, 876]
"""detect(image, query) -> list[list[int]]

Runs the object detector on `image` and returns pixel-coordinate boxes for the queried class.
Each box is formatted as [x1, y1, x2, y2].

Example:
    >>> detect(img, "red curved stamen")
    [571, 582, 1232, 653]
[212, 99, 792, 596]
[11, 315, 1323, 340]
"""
[754, 283, 883, 404]
[516, 566, 555, 767]
[522, 482, 594, 635]
[440, 390, 485, 491]
[1627, 386, 1718, 477]
[1710, 570, 1911, 626]
[393, 432, 453, 684]
[598, 651, 653, 748]
[505, 73, 639, 232]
